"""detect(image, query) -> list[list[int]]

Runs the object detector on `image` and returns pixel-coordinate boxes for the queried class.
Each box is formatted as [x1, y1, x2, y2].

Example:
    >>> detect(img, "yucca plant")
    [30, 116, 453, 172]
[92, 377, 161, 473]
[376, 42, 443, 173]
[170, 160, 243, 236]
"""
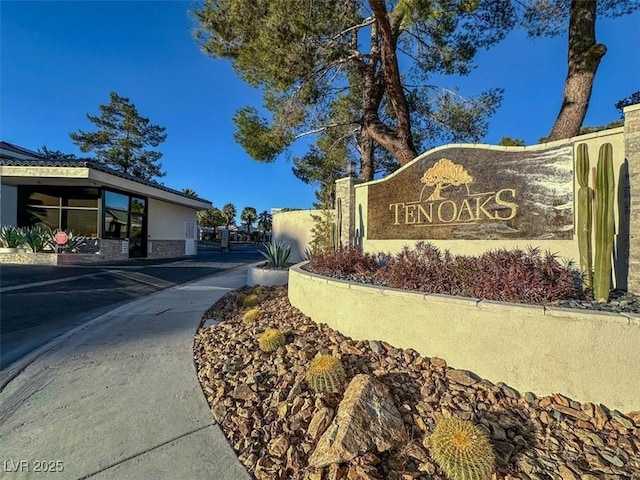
[0, 226, 24, 248]
[431, 417, 494, 480]
[259, 241, 292, 268]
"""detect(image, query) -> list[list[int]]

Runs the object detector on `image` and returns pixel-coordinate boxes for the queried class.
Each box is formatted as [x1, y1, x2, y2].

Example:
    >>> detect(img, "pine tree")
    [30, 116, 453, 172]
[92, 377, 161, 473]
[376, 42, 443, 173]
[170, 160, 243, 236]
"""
[70, 92, 167, 180]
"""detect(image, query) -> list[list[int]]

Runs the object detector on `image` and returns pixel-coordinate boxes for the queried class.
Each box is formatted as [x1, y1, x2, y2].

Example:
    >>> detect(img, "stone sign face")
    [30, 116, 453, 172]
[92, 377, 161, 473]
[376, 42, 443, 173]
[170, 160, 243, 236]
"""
[367, 145, 574, 240]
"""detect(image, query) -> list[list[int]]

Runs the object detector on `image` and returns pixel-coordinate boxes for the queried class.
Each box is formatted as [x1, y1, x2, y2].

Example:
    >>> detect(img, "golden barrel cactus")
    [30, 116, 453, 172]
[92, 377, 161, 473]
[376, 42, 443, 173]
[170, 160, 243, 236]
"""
[431, 417, 494, 480]
[306, 354, 346, 393]
[258, 329, 286, 352]
[242, 308, 261, 324]
[243, 294, 261, 308]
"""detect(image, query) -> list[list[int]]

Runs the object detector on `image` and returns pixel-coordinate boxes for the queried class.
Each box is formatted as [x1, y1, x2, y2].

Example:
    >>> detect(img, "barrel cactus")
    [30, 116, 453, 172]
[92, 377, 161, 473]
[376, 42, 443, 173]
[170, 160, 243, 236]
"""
[242, 308, 261, 324]
[431, 417, 494, 480]
[306, 354, 346, 393]
[258, 329, 286, 352]
[243, 293, 261, 308]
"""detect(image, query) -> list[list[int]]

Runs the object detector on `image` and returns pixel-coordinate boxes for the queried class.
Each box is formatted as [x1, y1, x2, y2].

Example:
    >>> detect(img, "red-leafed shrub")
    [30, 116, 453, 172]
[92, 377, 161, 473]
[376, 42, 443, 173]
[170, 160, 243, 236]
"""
[308, 246, 378, 277]
[305, 241, 585, 304]
[379, 242, 583, 304]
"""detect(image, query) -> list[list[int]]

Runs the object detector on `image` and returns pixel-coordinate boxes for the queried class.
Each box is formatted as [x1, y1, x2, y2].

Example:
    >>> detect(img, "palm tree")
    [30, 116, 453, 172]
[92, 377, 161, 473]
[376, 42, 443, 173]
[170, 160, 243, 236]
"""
[257, 210, 273, 241]
[222, 203, 236, 231]
[240, 207, 258, 241]
[182, 187, 198, 197]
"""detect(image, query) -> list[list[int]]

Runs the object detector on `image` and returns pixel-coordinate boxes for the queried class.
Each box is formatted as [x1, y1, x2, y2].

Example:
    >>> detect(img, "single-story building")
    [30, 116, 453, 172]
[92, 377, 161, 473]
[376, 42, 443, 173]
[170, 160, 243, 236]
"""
[0, 141, 212, 262]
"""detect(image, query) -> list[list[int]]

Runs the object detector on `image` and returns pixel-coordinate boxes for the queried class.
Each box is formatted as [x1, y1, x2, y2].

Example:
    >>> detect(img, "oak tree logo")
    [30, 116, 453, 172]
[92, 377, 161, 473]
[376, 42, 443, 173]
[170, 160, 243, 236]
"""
[419, 158, 473, 201]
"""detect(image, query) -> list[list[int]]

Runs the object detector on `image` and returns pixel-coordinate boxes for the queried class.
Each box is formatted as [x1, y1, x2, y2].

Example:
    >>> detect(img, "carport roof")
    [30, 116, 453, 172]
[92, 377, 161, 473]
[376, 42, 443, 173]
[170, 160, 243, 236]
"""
[0, 141, 212, 209]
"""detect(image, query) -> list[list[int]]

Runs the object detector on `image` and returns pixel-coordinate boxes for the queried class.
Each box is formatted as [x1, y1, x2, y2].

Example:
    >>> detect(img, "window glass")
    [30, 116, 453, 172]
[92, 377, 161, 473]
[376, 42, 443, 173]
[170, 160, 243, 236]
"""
[63, 188, 99, 208]
[27, 189, 59, 207]
[131, 197, 146, 214]
[105, 191, 129, 211]
[104, 209, 129, 239]
[25, 206, 59, 230]
[129, 213, 144, 239]
[63, 210, 99, 237]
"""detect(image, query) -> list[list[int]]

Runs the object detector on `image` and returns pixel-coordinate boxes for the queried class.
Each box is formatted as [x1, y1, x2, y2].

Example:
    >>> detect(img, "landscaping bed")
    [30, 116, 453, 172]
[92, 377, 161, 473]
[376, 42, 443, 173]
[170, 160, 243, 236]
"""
[303, 244, 640, 315]
[194, 285, 640, 480]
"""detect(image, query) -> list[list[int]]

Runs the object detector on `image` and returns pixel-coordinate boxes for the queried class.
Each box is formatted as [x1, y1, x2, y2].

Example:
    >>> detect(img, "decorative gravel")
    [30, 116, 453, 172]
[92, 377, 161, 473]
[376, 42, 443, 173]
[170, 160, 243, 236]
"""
[194, 286, 640, 480]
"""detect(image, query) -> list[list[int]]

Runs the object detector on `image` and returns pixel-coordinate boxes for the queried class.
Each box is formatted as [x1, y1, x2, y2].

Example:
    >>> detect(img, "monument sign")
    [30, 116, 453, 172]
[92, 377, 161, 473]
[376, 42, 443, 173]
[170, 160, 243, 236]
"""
[367, 145, 574, 240]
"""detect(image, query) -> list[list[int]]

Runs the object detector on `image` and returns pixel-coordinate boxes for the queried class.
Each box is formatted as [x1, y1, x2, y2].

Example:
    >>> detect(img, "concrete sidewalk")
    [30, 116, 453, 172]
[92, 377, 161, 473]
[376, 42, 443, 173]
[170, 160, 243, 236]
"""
[0, 267, 252, 480]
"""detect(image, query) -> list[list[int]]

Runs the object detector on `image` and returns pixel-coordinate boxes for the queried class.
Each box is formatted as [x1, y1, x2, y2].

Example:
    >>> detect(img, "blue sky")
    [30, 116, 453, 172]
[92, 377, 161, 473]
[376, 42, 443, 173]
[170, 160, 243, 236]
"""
[2, 1, 639, 218]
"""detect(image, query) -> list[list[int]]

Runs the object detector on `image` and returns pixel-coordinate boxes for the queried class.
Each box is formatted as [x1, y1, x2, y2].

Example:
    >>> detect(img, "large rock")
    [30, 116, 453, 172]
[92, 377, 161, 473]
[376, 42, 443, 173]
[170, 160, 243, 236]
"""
[308, 374, 407, 468]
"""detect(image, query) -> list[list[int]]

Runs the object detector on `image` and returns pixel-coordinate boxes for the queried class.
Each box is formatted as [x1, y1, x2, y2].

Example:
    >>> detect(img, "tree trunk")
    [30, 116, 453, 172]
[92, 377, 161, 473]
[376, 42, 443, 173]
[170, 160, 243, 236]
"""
[359, 131, 375, 181]
[366, 0, 417, 165]
[546, 0, 606, 142]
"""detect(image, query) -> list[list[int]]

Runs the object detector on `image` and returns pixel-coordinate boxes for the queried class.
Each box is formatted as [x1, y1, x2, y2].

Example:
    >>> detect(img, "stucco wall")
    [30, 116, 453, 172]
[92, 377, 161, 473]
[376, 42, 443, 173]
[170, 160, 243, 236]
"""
[355, 128, 627, 286]
[147, 198, 197, 241]
[0, 184, 17, 227]
[288, 263, 640, 413]
[273, 210, 335, 263]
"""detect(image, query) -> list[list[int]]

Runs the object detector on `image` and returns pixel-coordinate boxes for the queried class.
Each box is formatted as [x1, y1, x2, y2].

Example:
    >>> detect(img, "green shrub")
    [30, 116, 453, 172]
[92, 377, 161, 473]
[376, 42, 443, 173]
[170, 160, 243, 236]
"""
[309, 209, 337, 254]
[430, 417, 494, 480]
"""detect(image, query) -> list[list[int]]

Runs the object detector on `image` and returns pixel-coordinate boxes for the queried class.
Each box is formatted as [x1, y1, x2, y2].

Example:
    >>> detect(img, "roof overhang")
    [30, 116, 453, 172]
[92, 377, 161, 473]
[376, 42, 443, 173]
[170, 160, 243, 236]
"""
[0, 164, 212, 210]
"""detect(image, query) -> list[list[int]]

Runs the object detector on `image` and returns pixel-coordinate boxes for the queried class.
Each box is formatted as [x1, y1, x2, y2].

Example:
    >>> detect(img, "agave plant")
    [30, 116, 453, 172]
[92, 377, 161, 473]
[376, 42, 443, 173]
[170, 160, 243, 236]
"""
[259, 241, 292, 268]
[21, 225, 53, 253]
[0, 226, 25, 248]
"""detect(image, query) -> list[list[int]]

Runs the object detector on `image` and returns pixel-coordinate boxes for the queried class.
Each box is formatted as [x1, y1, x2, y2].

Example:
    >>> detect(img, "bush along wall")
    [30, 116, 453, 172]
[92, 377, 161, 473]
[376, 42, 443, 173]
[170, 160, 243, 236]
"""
[307, 243, 584, 306]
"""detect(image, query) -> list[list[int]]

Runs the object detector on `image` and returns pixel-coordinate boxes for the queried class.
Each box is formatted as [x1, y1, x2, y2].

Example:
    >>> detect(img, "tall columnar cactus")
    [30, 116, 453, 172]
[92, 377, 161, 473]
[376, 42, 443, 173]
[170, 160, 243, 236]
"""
[430, 417, 494, 480]
[306, 354, 346, 393]
[576, 143, 593, 288]
[335, 198, 343, 250]
[593, 143, 615, 303]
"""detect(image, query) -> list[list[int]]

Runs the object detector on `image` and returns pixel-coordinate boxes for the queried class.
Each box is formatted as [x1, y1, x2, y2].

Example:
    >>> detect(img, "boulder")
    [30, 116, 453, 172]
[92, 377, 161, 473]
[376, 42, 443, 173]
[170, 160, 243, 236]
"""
[308, 374, 407, 468]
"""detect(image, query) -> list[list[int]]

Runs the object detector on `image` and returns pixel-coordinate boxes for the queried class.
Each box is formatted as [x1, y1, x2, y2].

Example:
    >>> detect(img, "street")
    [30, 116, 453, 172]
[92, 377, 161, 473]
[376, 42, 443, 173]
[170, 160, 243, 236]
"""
[0, 244, 262, 369]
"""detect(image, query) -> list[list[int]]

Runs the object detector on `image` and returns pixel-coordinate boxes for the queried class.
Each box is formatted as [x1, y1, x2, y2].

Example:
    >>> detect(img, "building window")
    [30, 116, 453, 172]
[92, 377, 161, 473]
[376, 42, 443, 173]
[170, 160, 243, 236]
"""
[103, 191, 130, 239]
[18, 186, 99, 236]
[102, 190, 148, 257]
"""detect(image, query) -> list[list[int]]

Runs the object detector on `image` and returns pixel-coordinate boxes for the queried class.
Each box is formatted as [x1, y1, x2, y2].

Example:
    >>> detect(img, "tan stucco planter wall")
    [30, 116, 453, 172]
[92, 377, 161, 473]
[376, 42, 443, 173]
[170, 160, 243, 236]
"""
[288, 263, 640, 413]
[247, 263, 290, 287]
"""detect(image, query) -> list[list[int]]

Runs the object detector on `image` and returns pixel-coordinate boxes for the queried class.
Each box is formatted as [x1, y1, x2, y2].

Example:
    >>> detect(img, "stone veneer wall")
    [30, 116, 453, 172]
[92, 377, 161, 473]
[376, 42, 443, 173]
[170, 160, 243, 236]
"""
[0, 239, 189, 264]
[99, 239, 129, 261]
[288, 263, 640, 413]
[335, 177, 364, 247]
[0, 252, 58, 265]
[148, 240, 185, 259]
[625, 104, 640, 293]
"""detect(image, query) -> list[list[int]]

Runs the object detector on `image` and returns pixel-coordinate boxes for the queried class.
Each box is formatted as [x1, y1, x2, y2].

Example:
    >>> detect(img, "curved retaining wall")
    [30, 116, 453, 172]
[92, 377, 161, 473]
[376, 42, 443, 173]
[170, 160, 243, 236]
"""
[288, 263, 640, 413]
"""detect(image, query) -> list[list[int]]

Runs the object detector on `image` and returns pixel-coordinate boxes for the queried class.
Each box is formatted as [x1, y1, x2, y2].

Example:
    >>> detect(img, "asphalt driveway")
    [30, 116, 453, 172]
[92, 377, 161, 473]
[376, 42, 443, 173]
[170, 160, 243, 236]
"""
[0, 244, 263, 369]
